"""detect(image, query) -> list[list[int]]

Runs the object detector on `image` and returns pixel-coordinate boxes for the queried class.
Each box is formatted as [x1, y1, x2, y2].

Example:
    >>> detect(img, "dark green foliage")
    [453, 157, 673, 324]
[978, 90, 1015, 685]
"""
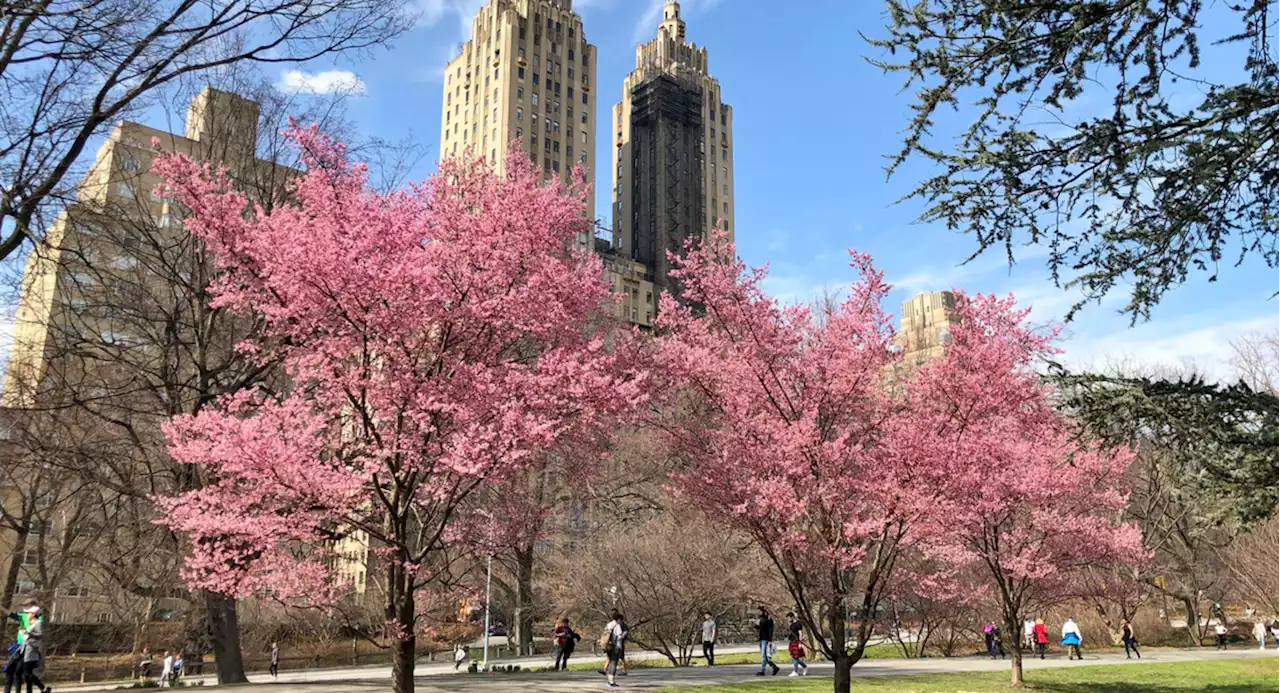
[869, 0, 1278, 322]
[1049, 365, 1279, 523]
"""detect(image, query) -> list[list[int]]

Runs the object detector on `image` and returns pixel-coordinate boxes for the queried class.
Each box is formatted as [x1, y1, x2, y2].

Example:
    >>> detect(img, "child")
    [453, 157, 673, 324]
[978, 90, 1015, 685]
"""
[160, 651, 174, 688]
[172, 652, 185, 683]
[787, 638, 808, 677]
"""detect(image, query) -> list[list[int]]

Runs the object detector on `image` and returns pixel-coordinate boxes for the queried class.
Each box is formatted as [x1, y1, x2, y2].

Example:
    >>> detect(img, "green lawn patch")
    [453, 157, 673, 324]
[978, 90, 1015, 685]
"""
[660, 657, 1278, 692]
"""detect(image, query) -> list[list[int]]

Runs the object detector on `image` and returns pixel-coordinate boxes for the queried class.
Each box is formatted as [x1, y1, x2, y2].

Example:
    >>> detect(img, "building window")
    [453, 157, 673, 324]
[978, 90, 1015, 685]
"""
[567, 144, 573, 158]
[520, 27, 526, 39]
[582, 93, 588, 104]
[722, 165, 727, 177]
[723, 201, 728, 213]
[581, 112, 587, 124]
[533, 74, 539, 85]
[533, 93, 539, 106]
[581, 151, 588, 163]
[551, 42, 557, 54]
[553, 160, 560, 171]
[116, 182, 135, 199]
[545, 138, 551, 151]
[518, 87, 524, 100]
[518, 67, 525, 79]
[581, 131, 587, 144]
[553, 141, 559, 153]
[517, 108, 523, 121]
[553, 120, 559, 133]
[554, 82, 561, 95]
[545, 118, 551, 132]
[721, 112, 726, 125]
[516, 128, 522, 139]
[121, 157, 142, 173]
[568, 87, 574, 99]
[22, 547, 38, 566]
[519, 47, 526, 58]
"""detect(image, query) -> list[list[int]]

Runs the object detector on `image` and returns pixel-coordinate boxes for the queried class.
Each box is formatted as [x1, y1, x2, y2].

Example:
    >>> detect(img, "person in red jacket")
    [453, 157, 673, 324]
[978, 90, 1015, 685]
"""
[1033, 618, 1049, 659]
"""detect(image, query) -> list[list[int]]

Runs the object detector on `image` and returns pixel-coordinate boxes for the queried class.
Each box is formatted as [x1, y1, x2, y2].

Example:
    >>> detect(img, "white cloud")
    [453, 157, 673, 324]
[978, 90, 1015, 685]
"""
[278, 70, 366, 96]
[1057, 313, 1279, 384]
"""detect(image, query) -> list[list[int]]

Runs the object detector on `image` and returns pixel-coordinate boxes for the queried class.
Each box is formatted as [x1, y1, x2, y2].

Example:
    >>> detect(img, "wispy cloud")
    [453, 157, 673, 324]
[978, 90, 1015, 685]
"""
[278, 70, 366, 95]
[630, 0, 729, 44]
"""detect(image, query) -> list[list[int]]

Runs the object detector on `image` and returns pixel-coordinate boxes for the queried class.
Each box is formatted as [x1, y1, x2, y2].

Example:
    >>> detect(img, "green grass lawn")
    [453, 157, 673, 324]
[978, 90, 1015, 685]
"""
[659, 658, 1278, 692]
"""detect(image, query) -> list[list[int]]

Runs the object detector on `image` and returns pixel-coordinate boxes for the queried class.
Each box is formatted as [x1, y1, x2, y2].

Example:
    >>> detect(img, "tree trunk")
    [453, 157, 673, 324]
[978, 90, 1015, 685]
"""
[1006, 616, 1024, 687]
[514, 547, 535, 656]
[389, 594, 416, 693]
[0, 523, 29, 613]
[833, 656, 853, 693]
[1180, 596, 1202, 646]
[206, 591, 248, 684]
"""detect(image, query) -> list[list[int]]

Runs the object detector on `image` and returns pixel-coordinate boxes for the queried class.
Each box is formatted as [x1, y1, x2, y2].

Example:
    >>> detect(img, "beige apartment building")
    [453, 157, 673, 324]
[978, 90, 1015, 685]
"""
[610, 1, 734, 322]
[897, 290, 960, 365]
[440, 0, 599, 254]
[0, 88, 290, 625]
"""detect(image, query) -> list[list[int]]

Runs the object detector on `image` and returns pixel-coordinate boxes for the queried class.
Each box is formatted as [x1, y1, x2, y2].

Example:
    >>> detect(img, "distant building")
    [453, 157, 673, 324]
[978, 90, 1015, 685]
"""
[610, 0, 734, 321]
[896, 291, 960, 366]
[440, 0, 599, 253]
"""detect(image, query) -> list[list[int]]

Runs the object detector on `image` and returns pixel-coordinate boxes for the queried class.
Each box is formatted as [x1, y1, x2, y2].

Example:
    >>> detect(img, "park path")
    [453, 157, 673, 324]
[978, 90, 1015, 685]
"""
[54, 647, 1276, 692]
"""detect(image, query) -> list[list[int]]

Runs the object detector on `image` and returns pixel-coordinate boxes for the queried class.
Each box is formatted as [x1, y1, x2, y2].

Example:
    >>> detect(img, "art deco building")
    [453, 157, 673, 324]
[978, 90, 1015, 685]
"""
[609, 0, 735, 323]
[440, 0, 599, 253]
[897, 291, 960, 365]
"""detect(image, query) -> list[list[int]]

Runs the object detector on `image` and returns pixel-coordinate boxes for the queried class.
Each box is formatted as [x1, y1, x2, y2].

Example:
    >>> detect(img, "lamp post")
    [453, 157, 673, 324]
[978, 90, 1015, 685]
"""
[482, 553, 493, 670]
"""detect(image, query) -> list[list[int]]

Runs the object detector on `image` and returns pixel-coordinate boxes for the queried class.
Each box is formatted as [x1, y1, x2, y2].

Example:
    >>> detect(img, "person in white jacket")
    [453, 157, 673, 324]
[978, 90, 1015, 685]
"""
[159, 652, 174, 688]
[1255, 621, 1269, 650]
[1061, 617, 1083, 661]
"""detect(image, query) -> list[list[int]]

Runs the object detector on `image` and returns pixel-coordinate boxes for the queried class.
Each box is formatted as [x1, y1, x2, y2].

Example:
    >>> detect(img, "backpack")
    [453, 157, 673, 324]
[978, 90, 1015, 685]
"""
[788, 640, 805, 658]
[598, 629, 612, 651]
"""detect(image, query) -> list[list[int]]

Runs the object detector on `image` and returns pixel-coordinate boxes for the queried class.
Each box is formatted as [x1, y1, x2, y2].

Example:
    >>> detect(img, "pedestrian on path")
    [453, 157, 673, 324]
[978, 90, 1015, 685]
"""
[270, 642, 280, 678]
[600, 611, 628, 688]
[754, 606, 779, 676]
[1033, 619, 1048, 659]
[1061, 617, 1083, 661]
[552, 617, 579, 671]
[1022, 619, 1035, 651]
[453, 644, 468, 671]
[700, 612, 716, 666]
[3, 600, 37, 693]
[984, 623, 998, 659]
[1214, 623, 1228, 650]
[16, 605, 49, 693]
[172, 652, 185, 683]
[786, 612, 807, 677]
[139, 648, 153, 683]
[1121, 619, 1140, 659]
[1254, 621, 1268, 650]
[160, 651, 174, 688]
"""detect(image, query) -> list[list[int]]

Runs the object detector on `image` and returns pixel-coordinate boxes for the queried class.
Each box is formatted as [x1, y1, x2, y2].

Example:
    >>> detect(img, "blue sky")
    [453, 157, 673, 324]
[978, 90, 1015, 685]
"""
[7, 0, 1272, 383]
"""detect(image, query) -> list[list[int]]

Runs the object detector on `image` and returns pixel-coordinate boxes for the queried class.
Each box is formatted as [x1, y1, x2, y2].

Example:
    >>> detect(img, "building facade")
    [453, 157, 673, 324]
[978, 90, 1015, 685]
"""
[610, 0, 734, 321]
[0, 88, 288, 625]
[440, 0, 599, 253]
[896, 291, 960, 365]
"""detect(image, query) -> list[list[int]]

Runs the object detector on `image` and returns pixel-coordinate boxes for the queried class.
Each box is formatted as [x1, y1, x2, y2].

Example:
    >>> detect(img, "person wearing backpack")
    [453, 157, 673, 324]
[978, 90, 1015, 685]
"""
[600, 611, 627, 688]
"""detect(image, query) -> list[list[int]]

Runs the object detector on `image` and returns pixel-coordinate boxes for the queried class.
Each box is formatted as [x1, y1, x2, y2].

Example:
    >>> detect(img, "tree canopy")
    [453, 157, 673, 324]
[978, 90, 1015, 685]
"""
[871, 0, 1277, 322]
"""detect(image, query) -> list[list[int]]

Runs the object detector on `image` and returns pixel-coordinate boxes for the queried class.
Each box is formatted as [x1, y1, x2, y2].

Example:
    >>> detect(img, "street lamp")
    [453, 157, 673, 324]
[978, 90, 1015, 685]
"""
[482, 552, 493, 670]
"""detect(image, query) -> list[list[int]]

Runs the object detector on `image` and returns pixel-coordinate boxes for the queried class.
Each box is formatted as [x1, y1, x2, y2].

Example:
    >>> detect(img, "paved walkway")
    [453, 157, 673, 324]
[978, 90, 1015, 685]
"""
[55, 647, 1277, 692]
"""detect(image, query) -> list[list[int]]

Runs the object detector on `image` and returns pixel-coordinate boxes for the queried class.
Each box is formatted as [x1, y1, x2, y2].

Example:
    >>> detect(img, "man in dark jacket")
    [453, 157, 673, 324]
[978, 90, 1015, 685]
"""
[755, 606, 779, 676]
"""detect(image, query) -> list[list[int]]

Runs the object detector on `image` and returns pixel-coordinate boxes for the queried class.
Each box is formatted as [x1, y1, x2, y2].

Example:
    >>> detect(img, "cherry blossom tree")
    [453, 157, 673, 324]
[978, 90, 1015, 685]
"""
[907, 293, 1147, 687]
[150, 131, 648, 693]
[652, 235, 937, 693]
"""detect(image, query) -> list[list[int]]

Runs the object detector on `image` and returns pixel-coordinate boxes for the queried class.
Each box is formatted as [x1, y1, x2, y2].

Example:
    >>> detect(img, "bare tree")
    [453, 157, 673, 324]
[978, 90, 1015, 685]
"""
[552, 511, 756, 667]
[1228, 330, 1279, 395]
[0, 0, 411, 263]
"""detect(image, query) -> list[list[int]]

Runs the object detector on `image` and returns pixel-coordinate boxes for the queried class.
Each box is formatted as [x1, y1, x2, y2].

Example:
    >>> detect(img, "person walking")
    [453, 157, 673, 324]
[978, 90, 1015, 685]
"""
[994, 625, 1006, 659]
[754, 606, 779, 676]
[700, 612, 717, 666]
[1214, 622, 1228, 650]
[139, 648, 153, 682]
[1022, 619, 1035, 651]
[19, 606, 49, 693]
[552, 617, 579, 671]
[172, 653, 184, 683]
[3, 601, 36, 693]
[1254, 621, 1268, 650]
[983, 623, 998, 659]
[601, 611, 628, 688]
[786, 612, 807, 677]
[160, 651, 174, 688]
[453, 643, 468, 671]
[1061, 617, 1083, 661]
[270, 642, 280, 678]
[1033, 618, 1048, 660]
[1121, 619, 1140, 659]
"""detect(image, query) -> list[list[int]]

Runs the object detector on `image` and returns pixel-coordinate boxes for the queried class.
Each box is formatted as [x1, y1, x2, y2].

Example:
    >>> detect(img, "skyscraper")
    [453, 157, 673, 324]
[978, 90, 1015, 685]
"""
[440, 0, 599, 252]
[610, 0, 734, 321]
